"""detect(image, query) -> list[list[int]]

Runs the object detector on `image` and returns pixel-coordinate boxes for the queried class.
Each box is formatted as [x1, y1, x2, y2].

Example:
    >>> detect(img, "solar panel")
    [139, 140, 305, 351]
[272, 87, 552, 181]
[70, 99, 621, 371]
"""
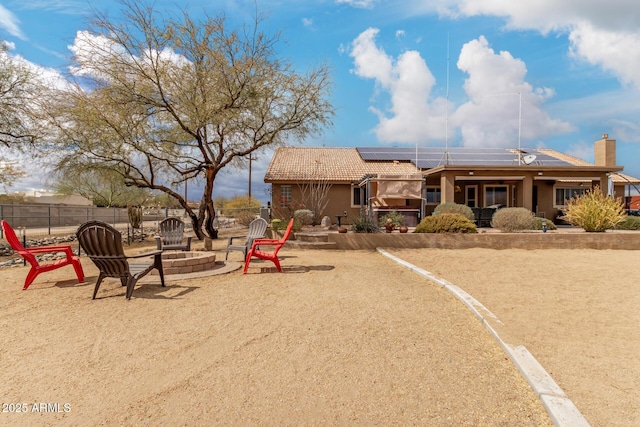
[356, 147, 574, 168]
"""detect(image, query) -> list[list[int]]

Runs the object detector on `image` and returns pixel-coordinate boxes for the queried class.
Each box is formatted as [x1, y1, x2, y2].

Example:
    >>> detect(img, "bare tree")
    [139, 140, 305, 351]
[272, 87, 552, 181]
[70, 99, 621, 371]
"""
[0, 41, 42, 188]
[297, 179, 333, 225]
[44, 1, 333, 239]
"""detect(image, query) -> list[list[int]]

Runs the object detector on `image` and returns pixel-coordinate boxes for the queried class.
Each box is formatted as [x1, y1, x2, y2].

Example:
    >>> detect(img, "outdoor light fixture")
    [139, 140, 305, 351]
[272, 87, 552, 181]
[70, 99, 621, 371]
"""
[469, 171, 474, 175]
[538, 171, 543, 176]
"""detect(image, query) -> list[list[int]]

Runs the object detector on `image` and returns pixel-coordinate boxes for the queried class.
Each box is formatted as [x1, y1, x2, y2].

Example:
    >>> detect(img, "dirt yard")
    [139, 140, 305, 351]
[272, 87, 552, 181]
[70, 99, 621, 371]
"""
[0, 235, 637, 426]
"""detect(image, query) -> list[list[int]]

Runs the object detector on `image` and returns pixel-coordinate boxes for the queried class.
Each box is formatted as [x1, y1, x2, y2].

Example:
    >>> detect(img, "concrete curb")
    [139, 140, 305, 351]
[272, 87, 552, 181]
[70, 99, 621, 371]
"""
[376, 248, 590, 427]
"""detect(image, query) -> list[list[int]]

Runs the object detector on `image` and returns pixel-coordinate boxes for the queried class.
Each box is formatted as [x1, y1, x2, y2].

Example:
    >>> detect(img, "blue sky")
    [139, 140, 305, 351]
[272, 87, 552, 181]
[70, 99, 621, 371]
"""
[2, 0, 640, 203]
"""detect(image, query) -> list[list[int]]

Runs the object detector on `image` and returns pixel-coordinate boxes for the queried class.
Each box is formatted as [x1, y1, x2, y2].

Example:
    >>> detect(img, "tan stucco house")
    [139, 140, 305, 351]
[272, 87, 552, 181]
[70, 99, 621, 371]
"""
[264, 134, 639, 225]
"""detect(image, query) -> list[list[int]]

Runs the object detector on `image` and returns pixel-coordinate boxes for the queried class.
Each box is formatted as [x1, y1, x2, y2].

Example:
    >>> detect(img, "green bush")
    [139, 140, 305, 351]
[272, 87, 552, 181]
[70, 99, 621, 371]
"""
[271, 218, 284, 231]
[351, 215, 380, 233]
[414, 213, 477, 233]
[560, 186, 625, 232]
[615, 215, 640, 230]
[433, 202, 474, 221]
[491, 207, 538, 232]
[379, 210, 404, 227]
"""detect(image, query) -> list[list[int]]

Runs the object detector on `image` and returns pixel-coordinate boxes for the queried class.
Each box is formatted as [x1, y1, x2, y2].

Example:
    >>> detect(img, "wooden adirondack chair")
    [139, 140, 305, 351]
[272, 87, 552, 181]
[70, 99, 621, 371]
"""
[155, 217, 192, 251]
[76, 221, 165, 300]
[1, 220, 85, 290]
[225, 217, 268, 260]
[243, 218, 294, 274]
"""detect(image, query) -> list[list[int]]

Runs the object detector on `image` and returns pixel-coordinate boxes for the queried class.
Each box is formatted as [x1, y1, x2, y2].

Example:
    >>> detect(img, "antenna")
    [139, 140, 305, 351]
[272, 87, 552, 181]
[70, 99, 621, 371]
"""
[439, 33, 451, 167]
[517, 91, 522, 164]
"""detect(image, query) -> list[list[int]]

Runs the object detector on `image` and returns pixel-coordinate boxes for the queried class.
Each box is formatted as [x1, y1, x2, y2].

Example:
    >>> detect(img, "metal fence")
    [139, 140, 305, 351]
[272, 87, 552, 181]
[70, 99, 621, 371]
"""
[0, 204, 270, 254]
[0, 204, 190, 252]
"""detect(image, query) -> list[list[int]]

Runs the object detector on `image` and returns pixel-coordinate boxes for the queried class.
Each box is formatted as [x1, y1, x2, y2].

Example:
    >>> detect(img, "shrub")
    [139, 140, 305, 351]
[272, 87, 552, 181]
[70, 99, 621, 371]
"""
[351, 215, 380, 233]
[379, 210, 404, 227]
[533, 217, 557, 231]
[414, 213, 477, 233]
[271, 218, 284, 231]
[560, 186, 625, 232]
[491, 207, 538, 232]
[615, 215, 640, 230]
[433, 202, 474, 221]
[294, 209, 314, 226]
[235, 210, 257, 226]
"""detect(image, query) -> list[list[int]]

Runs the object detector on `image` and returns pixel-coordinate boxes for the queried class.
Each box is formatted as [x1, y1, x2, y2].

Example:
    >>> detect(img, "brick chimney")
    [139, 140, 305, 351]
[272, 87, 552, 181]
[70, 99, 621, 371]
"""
[594, 134, 616, 166]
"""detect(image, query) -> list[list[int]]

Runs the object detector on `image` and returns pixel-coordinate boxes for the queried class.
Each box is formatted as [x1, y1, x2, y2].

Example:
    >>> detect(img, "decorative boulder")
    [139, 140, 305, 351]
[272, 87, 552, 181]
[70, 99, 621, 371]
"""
[320, 216, 332, 227]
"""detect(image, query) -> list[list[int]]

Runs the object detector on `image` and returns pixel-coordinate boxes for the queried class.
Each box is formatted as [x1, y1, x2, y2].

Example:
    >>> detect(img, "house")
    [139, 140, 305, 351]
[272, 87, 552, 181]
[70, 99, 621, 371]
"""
[264, 135, 640, 225]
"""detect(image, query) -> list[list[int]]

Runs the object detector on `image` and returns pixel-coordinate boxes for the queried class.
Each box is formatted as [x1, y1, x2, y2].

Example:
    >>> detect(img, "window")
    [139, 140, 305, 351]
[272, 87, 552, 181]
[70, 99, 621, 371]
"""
[555, 187, 587, 206]
[351, 185, 367, 207]
[280, 185, 292, 208]
[484, 185, 508, 206]
[426, 186, 441, 204]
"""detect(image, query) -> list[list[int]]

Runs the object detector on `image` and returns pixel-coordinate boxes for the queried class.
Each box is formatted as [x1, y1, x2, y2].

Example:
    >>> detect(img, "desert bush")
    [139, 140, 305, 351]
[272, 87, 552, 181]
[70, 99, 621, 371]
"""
[433, 202, 474, 221]
[491, 207, 538, 232]
[379, 210, 404, 227]
[235, 210, 257, 226]
[615, 215, 640, 230]
[414, 213, 477, 233]
[533, 217, 557, 231]
[294, 209, 314, 226]
[560, 186, 625, 232]
[351, 215, 380, 233]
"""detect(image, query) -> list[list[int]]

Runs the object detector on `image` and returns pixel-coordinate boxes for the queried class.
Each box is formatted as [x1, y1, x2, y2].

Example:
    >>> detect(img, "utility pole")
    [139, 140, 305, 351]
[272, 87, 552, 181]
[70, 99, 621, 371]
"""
[248, 154, 255, 199]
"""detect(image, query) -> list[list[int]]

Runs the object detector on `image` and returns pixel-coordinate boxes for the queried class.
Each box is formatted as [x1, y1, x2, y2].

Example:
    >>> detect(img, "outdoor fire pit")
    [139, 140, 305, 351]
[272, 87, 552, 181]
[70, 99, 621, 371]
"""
[149, 251, 217, 276]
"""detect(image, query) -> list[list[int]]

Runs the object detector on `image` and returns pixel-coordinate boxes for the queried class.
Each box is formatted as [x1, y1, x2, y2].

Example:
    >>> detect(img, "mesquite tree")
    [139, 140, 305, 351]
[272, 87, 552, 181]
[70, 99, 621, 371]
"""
[45, 1, 333, 239]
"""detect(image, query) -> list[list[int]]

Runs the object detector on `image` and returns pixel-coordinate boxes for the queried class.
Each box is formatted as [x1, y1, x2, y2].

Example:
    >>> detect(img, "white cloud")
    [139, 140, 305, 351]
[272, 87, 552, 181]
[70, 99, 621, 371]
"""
[453, 36, 573, 147]
[350, 29, 572, 147]
[569, 22, 640, 88]
[0, 4, 25, 39]
[406, 0, 640, 90]
[336, 0, 378, 9]
[69, 30, 191, 81]
[349, 28, 449, 144]
[302, 17, 313, 27]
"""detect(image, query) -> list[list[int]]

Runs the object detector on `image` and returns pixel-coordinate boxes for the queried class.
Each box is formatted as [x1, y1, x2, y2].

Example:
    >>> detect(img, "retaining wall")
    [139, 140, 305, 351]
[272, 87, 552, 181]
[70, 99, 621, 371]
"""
[327, 231, 640, 250]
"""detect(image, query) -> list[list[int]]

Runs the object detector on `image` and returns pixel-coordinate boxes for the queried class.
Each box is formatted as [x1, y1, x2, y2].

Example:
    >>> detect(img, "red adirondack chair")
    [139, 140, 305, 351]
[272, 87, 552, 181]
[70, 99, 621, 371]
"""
[243, 218, 295, 274]
[1, 220, 85, 290]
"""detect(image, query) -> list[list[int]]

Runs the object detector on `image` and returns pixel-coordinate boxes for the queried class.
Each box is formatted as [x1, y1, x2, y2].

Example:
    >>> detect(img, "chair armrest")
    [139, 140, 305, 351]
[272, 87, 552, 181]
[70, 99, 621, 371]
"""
[227, 235, 246, 245]
[251, 238, 280, 246]
[22, 245, 74, 255]
[128, 250, 163, 259]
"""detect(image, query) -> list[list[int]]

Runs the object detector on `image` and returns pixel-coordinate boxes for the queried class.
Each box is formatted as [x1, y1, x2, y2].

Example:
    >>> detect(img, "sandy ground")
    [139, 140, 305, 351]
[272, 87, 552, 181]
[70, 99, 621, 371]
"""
[387, 247, 640, 427]
[0, 234, 637, 426]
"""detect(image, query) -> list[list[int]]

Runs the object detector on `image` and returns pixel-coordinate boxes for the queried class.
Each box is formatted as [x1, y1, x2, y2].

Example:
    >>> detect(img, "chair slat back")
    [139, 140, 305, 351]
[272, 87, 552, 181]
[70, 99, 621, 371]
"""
[76, 221, 129, 279]
[158, 217, 186, 245]
[1, 220, 26, 252]
[248, 218, 268, 239]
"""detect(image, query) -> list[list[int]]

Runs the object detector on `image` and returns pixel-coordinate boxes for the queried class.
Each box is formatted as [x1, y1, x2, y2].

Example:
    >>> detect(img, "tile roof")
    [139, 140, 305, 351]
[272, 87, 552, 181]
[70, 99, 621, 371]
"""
[264, 147, 419, 182]
[265, 146, 640, 184]
[539, 149, 640, 184]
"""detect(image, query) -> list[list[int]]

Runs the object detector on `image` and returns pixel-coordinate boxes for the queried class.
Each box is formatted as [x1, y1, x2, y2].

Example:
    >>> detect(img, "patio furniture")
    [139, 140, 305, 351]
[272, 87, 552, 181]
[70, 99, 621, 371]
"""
[1, 220, 85, 290]
[155, 217, 192, 251]
[479, 207, 495, 227]
[76, 221, 165, 300]
[471, 207, 482, 226]
[225, 218, 268, 260]
[243, 217, 294, 274]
